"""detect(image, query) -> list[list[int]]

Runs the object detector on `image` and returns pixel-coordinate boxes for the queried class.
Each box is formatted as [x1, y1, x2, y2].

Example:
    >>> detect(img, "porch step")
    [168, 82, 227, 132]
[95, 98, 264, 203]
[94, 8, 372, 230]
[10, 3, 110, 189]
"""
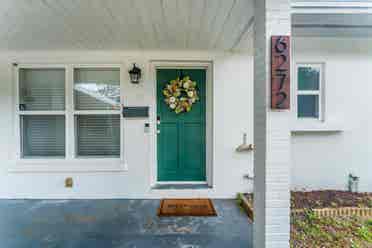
[152, 184, 211, 190]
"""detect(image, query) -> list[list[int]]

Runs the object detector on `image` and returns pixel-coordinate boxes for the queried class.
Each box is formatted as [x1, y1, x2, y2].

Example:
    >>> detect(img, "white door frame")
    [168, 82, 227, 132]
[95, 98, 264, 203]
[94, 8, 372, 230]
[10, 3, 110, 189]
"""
[149, 61, 213, 187]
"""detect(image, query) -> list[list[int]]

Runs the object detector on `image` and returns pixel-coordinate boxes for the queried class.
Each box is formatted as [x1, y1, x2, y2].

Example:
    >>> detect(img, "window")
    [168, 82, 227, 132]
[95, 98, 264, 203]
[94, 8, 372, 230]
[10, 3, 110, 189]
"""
[21, 115, 66, 158]
[16, 65, 122, 161]
[73, 68, 121, 158]
[296, 64, 323, 120]
[18, 68, 66, 158]
[76, 115, 120, 157]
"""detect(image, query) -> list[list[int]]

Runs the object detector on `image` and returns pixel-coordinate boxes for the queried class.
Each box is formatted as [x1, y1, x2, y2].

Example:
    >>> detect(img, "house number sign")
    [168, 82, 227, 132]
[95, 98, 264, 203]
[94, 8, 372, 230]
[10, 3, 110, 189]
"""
[271, 36, 290, 109]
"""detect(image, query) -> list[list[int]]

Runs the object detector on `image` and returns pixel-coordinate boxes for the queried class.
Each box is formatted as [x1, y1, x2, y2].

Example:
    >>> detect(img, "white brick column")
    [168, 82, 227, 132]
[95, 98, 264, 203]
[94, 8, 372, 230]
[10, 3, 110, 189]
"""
[253, 0, 291, 248]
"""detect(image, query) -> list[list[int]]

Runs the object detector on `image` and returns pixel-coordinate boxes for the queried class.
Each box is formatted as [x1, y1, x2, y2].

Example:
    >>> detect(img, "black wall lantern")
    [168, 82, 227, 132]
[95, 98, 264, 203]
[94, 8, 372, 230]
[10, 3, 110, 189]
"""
[129, 63, 141, 84]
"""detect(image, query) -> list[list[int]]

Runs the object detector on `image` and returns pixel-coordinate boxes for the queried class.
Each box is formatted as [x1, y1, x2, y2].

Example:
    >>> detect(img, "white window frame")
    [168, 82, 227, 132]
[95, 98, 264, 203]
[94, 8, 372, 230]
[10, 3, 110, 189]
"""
[12, 63, 127, 173]
[295, 63, 325, 121]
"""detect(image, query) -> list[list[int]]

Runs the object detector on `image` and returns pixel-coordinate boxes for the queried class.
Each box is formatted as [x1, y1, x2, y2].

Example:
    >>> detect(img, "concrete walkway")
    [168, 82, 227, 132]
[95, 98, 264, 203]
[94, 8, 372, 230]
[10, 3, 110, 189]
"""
[0, 199, 252, 248]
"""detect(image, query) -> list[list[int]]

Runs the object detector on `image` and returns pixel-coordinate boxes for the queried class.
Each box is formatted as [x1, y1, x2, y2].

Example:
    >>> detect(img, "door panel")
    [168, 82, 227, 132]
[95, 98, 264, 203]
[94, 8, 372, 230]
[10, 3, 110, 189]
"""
[182, 123, 203, 169]
[159, 123, 178, 170]
[157, 68, 206, 181]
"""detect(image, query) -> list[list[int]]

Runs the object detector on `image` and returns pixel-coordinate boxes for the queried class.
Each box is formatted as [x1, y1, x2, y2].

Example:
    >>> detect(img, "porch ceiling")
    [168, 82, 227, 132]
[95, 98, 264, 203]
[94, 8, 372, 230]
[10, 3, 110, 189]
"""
[0, 0, 254, 51]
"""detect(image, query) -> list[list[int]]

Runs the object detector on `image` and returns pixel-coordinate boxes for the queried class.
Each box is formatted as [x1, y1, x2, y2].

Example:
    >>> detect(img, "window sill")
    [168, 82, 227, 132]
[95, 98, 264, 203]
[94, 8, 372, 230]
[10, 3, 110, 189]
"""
[9, 159, 128, 173]
[291, 122, 343, 133]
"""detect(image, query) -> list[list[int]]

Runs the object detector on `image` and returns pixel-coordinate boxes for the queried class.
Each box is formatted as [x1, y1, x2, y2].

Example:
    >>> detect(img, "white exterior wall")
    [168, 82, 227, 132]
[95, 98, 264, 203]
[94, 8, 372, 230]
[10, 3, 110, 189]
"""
[0, 37, 371, 199]
[291, 37, 372, 193]
[0, 50, 254, 199]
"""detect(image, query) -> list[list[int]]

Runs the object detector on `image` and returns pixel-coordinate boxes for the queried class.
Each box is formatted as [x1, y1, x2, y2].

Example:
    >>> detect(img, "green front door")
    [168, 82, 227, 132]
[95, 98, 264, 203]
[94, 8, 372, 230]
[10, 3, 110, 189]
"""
[157, 69, 206, 181]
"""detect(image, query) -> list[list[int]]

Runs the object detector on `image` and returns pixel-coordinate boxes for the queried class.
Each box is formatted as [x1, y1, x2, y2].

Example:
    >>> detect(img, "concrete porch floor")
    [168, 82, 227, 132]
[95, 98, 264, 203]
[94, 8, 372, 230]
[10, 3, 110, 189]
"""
[0, 199, 252, 248]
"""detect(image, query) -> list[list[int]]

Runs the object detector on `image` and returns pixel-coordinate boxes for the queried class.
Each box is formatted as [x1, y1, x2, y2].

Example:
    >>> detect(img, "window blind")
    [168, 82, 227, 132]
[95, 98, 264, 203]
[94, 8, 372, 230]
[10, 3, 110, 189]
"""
[19, 69, 65, 111]
[74, 68, 120, 110]
[21, 115, 65, 158]
[76, 115, 120, 157]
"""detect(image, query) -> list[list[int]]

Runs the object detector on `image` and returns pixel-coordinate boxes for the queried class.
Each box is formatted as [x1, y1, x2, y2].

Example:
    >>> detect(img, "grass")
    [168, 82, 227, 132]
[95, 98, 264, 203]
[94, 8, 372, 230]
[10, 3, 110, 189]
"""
[291, 210, 372, 248]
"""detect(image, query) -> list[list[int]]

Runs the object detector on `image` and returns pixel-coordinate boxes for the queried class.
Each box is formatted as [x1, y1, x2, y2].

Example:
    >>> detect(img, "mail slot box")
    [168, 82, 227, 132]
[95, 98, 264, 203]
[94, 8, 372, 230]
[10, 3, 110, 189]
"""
[122, 106, 149, 118]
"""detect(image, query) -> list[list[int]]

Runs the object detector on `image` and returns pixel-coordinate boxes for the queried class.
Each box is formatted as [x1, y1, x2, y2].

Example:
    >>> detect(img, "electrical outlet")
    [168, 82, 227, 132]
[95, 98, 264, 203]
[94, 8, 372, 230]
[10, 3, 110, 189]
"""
[65, 177, 73, 188]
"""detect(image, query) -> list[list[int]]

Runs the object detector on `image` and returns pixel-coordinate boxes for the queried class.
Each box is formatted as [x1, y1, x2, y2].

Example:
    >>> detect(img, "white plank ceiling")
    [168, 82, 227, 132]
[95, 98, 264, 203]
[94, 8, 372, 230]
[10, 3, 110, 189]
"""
[0, 0, 254, 51]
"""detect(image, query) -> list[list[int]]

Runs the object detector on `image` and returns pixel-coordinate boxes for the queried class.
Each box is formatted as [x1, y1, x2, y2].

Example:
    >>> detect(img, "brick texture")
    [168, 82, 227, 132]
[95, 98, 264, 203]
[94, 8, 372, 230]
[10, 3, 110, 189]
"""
[253, 0, 291, 248]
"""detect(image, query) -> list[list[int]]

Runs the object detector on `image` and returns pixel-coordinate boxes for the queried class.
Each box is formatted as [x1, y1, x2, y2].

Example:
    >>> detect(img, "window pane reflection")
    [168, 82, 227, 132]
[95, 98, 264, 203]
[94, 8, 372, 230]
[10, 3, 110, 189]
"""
[74, 68, 120, 110]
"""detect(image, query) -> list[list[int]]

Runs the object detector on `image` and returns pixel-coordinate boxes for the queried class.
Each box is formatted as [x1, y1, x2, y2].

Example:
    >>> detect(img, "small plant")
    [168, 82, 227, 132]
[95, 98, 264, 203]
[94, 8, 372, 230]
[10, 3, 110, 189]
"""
[350, 239, 360, 248]
[357, 225, 371, 242]
[356, 219, 372, 243]
[303, 209, 317, 225]
[366, 219, 372, 227]
[367, 199, 372, 208]
[236, 193, 245, 212]
[236, 193, 243, 205]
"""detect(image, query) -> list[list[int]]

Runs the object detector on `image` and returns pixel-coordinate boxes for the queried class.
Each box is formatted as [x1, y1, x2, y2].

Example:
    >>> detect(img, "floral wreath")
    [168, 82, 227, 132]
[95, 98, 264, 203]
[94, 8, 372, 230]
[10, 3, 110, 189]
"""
[162, 76, 199, 114]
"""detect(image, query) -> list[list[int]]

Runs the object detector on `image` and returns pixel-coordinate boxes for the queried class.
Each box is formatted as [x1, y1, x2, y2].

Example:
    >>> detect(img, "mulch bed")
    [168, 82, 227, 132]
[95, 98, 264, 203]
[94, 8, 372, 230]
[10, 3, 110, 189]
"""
[244, 190, 372, 209]
[291, 191, 372, 209]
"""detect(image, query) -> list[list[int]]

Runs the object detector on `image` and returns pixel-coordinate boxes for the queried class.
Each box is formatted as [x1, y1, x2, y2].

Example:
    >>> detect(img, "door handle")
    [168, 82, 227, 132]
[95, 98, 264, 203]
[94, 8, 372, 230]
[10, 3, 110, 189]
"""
[157, 130, 160, 134]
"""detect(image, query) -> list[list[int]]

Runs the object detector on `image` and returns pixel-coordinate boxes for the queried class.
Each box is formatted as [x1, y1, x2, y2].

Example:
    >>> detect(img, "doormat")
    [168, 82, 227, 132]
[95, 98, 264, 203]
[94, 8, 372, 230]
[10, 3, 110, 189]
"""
[157, 199, 217, 217]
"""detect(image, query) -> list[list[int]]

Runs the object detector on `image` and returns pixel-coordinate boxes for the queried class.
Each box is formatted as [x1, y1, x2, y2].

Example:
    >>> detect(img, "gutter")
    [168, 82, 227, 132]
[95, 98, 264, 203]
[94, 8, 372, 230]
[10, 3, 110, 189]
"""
[291, 1, 372, 14]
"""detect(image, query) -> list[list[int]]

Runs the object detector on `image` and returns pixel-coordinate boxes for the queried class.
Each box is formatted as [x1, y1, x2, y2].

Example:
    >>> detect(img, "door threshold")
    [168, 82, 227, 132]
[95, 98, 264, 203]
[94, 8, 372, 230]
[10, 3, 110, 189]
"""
[152, 183, 211, 190]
